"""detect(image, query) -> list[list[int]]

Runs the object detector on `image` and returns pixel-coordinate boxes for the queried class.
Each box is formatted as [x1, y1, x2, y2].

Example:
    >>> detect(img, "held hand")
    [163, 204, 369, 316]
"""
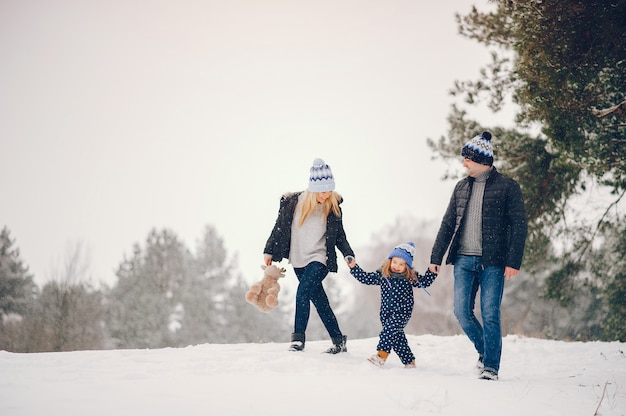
[345, 255, 356, 268]
[263, 254, 272, 266]
[504, 266, 519, 281]
[429, 264, 440, 274]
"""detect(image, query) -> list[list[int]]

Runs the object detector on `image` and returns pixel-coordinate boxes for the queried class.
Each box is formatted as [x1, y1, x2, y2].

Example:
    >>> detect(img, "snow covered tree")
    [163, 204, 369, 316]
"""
[105, 225, 289, 348]
[184, 225, 288, 344]
[0, 226, 36, 317]
[0, 226, 37, 351]
[178, 225, 230, 343]
[106, 228, 191, 348]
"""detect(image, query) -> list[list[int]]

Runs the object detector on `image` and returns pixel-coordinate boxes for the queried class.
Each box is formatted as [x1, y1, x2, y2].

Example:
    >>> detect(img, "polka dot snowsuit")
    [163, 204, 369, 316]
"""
[350, 265, 437, 365]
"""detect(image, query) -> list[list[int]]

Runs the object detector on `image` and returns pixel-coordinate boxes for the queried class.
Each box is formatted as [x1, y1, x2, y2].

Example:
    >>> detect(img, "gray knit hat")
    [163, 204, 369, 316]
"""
[308, 158, 335, 192]
[461, 131, 494, 166]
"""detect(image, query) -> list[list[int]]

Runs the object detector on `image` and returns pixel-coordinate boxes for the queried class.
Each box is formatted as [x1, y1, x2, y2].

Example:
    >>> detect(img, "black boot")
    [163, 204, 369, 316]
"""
[324, 335, 347, 354]
[289, 332, 305, 352]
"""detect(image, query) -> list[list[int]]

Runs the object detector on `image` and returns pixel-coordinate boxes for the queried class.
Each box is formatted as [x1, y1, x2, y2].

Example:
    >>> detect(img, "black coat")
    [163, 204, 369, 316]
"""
[263, 192, 355, 272]
[430, 167, 528, 269]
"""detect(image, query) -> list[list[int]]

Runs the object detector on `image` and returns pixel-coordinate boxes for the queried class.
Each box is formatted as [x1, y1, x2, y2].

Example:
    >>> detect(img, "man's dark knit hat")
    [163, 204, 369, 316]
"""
[461, 131, 494, 166]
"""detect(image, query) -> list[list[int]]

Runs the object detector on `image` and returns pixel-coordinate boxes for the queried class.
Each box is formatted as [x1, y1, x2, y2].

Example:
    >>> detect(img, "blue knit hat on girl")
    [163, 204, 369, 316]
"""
[308, 158, 336, 192]
[388, 242, 415, 268]
[461, 131, 494, 166]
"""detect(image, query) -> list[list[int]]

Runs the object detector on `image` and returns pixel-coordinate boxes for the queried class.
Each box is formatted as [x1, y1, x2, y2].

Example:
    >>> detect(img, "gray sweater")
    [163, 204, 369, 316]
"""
[458, 168, 491, 256]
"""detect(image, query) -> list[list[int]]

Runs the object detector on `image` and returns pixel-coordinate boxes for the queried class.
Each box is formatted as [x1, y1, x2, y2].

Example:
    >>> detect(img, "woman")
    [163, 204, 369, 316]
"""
[263, 158, 355, 353]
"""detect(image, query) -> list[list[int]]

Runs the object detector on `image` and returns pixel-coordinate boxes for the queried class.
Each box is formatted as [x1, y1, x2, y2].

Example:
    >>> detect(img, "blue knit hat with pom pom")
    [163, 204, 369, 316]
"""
[388, 242, 415, 268]
[308, 158, 335, 192]
[461, 131, 494, 166]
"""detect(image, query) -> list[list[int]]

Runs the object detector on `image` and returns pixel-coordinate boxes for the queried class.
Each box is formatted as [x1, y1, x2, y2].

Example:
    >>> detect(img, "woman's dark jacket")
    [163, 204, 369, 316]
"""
[263, 192, 355, 272]
[430, 167, 528, 270]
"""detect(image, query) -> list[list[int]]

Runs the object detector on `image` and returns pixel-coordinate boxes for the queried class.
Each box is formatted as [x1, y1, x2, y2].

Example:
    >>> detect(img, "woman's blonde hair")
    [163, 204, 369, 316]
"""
[380, 258, 418, 281]
[297, 191, 342, 227]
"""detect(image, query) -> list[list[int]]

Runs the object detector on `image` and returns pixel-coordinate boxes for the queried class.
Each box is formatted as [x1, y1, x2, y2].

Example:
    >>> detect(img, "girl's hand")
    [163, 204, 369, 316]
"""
[345, 255, 356, 268]
[263, 254, 272, 266]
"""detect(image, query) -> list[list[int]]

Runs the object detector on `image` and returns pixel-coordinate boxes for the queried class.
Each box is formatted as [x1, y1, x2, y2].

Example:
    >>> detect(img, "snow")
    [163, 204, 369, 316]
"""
[1, 335, 624, 415]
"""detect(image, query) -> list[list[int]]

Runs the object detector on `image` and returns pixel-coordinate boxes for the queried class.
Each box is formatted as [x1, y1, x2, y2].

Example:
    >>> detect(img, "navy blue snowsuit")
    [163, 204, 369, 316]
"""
[350, 265, 437, 365]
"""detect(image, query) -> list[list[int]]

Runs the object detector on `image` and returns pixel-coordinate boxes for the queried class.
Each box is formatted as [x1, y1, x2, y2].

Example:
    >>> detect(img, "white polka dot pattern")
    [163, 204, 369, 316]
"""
[349, 265, 437, 365]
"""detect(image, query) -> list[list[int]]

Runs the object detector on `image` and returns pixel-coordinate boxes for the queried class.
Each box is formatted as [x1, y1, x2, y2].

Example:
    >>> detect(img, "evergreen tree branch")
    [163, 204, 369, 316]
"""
[578, 188, 626, 263]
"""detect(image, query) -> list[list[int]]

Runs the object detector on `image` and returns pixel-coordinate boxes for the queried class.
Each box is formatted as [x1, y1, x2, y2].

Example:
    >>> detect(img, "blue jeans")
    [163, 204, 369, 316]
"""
[293, 262, 342, 339]
[453, 255, 505, 373]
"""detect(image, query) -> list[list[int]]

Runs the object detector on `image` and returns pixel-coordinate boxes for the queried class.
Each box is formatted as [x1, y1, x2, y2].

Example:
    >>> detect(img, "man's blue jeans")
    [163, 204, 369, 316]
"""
[293, 261, 342, 339]
[453, 255, 505, 373]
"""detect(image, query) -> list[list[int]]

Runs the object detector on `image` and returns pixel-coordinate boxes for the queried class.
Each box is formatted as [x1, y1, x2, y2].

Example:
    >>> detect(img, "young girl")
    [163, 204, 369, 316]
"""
[346, 242, 437, 367]
[264, 158, 355, 354]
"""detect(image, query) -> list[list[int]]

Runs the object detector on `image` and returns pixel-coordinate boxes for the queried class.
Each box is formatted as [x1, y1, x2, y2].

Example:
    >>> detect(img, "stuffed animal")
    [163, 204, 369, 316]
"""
[245, 264, 286, 312]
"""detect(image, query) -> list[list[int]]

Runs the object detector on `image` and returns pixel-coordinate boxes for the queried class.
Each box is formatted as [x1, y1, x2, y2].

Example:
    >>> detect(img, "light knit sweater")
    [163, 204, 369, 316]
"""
[458, 167, 492, 256]
[289, 193, 328, 268]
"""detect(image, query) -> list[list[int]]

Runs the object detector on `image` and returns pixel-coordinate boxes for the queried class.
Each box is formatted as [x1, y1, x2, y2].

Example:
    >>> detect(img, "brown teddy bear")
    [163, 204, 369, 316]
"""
[245, 264, 286, 312]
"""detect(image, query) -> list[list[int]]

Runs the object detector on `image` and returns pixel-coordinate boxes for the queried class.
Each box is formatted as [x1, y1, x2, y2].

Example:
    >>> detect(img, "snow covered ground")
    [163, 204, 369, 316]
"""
[1, 335, 624, 416]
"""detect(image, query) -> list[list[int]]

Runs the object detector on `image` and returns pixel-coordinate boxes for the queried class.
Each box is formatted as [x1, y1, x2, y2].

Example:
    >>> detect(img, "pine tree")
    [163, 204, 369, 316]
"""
[0, 226, 36, 317]
[187, 225, 288, 344]
[106, 229, 192, 348]
[427, 0, 626, 340]
[0, 227, 37, 351]
[105, 225, 289, 348]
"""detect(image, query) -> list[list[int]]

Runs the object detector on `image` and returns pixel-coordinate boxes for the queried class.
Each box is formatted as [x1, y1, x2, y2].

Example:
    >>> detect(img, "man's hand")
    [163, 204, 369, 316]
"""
[429, 264, 440, 274]
[504, 266, 519, 281]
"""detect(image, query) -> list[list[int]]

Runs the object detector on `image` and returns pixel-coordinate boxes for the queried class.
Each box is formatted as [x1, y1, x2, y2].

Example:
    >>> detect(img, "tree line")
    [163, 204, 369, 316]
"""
[2, 210, 623, 355]
[0, 225, 289, 352]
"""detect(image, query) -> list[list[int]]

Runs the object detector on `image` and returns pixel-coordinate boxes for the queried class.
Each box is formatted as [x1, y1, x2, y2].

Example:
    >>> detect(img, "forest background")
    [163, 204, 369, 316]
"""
[1, 0, 625, 352]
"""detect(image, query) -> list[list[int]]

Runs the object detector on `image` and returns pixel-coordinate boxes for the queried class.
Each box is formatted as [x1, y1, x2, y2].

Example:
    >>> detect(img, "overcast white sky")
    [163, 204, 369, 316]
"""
[1, 0, 509, 286]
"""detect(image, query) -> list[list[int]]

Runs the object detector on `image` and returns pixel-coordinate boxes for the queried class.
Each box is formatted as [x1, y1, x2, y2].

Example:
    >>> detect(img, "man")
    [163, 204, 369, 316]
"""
[429, 131, 527, 381]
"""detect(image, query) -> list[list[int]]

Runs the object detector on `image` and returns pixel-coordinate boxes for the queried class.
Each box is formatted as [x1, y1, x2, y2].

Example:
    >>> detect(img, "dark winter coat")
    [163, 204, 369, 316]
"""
[430, 167, 528, 269]
[263, 192, 354, 273]
[349, 265, 437, 322]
